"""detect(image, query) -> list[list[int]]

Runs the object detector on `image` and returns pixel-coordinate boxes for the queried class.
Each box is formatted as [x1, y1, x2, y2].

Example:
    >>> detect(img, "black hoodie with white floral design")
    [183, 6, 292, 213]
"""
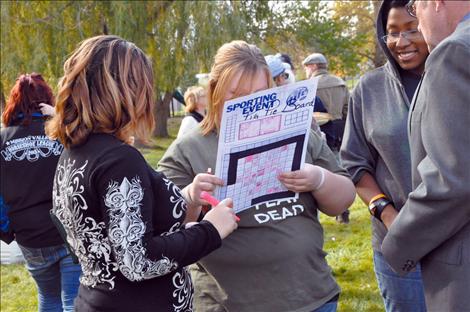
[52, 133, 221, 311]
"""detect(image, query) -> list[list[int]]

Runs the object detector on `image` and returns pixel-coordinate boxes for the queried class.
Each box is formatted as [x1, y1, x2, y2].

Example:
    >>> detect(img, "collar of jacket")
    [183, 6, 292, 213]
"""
[313, 69, 329, 77]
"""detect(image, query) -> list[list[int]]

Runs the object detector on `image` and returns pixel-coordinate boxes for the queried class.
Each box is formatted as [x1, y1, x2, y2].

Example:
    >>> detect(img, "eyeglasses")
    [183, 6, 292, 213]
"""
[407, 0, 417, 18]
[382, 29, 421, 44]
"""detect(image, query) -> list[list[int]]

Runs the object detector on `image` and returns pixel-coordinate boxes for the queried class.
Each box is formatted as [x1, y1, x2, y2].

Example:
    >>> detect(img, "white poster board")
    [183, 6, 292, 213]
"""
[214, 78, 319, 213]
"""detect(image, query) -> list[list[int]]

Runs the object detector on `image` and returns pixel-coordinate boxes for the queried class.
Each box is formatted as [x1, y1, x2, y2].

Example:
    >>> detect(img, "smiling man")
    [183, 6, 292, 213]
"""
[381, 1, 470, 311]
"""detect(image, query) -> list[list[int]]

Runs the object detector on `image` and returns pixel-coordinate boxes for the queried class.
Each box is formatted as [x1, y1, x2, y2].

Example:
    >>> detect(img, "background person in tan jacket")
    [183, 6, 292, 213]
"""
[303, 53, 351, 224]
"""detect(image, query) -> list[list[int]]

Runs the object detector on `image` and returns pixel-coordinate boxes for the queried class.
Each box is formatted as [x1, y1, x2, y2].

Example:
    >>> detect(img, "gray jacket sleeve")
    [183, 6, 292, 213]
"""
[340, 84, 378, 184]
[157, 140, 195, 189]
[381, 38, 470, 275]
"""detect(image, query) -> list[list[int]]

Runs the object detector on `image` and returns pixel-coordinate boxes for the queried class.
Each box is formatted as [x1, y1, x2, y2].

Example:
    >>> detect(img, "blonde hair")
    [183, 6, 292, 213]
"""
[46, 35, 155, 148]
[200, 40, 273, 135]
[184, 86, 205, 113]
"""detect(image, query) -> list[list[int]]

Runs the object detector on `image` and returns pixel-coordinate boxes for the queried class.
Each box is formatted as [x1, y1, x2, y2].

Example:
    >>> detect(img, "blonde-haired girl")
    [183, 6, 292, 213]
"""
[159, 40, 355, 312]
[177, 86, 207, 138]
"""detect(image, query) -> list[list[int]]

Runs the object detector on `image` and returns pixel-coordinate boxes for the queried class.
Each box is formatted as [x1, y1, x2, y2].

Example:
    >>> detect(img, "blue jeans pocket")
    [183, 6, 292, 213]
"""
[312, 301, 338, 312]
[19, 245, 48, 269]
[374, 251, 427, 312]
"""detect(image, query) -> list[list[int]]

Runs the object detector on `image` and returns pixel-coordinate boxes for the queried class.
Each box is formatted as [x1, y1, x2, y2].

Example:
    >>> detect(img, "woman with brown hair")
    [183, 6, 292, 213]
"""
[46, 35, 238, 311]
[158, 40, 355, 312]
[1, 73, 81, 312]
[177, 86, 208, 138]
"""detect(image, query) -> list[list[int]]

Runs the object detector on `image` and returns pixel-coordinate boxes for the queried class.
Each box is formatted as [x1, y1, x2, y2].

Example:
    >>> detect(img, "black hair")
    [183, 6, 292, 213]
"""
[278, 53, 294, 71]
[381, 0, 411, 33]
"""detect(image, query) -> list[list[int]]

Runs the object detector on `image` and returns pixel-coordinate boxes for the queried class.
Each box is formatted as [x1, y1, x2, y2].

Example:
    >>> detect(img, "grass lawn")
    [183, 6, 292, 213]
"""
[0, 117, 383, 311]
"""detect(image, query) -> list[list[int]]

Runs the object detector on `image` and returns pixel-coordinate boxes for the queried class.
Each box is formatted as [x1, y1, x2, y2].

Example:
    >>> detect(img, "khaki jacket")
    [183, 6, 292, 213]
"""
[314, 69, 349, 120]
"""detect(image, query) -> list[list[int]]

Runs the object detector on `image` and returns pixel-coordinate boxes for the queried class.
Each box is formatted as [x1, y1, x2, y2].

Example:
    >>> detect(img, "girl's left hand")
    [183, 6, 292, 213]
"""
[278, 163, 324, 193]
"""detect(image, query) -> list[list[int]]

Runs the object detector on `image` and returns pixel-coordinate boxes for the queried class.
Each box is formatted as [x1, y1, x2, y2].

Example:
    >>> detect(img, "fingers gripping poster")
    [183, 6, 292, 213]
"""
[214, 78, 319, 213]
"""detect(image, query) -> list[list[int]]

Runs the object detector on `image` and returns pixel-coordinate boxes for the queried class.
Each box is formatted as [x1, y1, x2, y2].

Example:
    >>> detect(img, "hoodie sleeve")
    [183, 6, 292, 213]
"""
[93, 145, 221, 282]
[157, 140, 196, 189]
[340, 83, 379, 184]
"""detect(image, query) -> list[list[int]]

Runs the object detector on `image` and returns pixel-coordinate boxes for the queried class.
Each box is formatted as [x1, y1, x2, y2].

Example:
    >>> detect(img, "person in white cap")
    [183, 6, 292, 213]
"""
[303, 53, 351, 224]
[276, 53, 297, 84]
[266, 54, 328, 140]
[265, 54, 290, 86]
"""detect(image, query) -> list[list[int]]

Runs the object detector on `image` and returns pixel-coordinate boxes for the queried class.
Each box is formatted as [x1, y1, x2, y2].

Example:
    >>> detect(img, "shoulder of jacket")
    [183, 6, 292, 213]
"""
[92, 140, 143, 166]
[318, 74, 346, 87]
[361, 61, 403, 87]
[428, 29, 470, 64]
[364, 65, 389, 79]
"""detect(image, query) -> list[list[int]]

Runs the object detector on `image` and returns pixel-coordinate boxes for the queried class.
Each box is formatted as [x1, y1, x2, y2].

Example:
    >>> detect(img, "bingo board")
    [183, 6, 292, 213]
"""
[219, 131, 306, 212]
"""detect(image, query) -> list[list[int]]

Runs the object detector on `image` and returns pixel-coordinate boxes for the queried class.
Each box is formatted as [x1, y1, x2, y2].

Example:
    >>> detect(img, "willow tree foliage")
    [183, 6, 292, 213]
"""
[1, 0, 377, 137]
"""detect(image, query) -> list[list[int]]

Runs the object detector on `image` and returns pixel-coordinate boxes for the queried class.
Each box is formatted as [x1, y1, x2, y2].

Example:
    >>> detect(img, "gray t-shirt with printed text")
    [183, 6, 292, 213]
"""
[158, 127, 349, 312]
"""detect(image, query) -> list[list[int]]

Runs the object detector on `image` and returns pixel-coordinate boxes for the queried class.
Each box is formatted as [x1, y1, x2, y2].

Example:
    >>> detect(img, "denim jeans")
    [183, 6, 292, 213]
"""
[18, 243, 81, 312]
[374, 251, 427, 312]
[312, 301, 338, 312]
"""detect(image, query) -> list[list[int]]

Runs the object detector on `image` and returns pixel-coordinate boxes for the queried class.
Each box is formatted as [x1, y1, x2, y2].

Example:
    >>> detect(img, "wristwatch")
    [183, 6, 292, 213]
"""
[369, 197, 393, 222]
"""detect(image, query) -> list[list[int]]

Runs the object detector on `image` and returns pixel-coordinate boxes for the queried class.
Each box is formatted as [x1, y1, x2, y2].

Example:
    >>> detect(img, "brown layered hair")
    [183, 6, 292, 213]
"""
[46, 35, 154, 148]
[2, 73, 54, 126]
[200, 40, 273, 135]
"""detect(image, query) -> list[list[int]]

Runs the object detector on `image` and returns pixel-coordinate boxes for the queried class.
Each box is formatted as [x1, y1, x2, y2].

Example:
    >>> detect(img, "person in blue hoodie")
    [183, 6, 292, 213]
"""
[340, 1, 429, 311]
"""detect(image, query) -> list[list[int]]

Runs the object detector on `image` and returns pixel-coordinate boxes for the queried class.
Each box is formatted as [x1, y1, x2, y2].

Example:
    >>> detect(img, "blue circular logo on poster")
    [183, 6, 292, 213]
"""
[286, 87, 308, 106]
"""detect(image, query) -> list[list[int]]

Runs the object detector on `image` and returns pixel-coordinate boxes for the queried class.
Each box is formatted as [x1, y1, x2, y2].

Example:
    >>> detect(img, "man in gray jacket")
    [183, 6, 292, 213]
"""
[382, 1, 470, 311]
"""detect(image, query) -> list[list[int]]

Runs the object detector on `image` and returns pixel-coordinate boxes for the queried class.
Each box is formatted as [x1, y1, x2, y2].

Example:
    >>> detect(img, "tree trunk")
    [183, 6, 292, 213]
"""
[0, 88, 5, 111]
[101, 14, 108, 35]
[154, 91, 172, 137]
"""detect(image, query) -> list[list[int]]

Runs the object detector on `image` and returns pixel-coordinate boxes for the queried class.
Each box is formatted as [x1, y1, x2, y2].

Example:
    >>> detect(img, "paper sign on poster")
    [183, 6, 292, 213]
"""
[214, 78, 319, 213]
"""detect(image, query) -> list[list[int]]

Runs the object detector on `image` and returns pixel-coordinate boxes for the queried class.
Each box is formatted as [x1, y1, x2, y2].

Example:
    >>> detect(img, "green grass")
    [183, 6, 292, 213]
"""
[0, 263, 37, 312]
[319, 205, 383, 311]
[0, 117, 382, 311]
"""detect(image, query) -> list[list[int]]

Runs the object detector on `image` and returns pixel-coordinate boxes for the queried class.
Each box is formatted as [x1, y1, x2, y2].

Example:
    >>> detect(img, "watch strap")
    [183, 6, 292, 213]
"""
[372, 198, 392, 222]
